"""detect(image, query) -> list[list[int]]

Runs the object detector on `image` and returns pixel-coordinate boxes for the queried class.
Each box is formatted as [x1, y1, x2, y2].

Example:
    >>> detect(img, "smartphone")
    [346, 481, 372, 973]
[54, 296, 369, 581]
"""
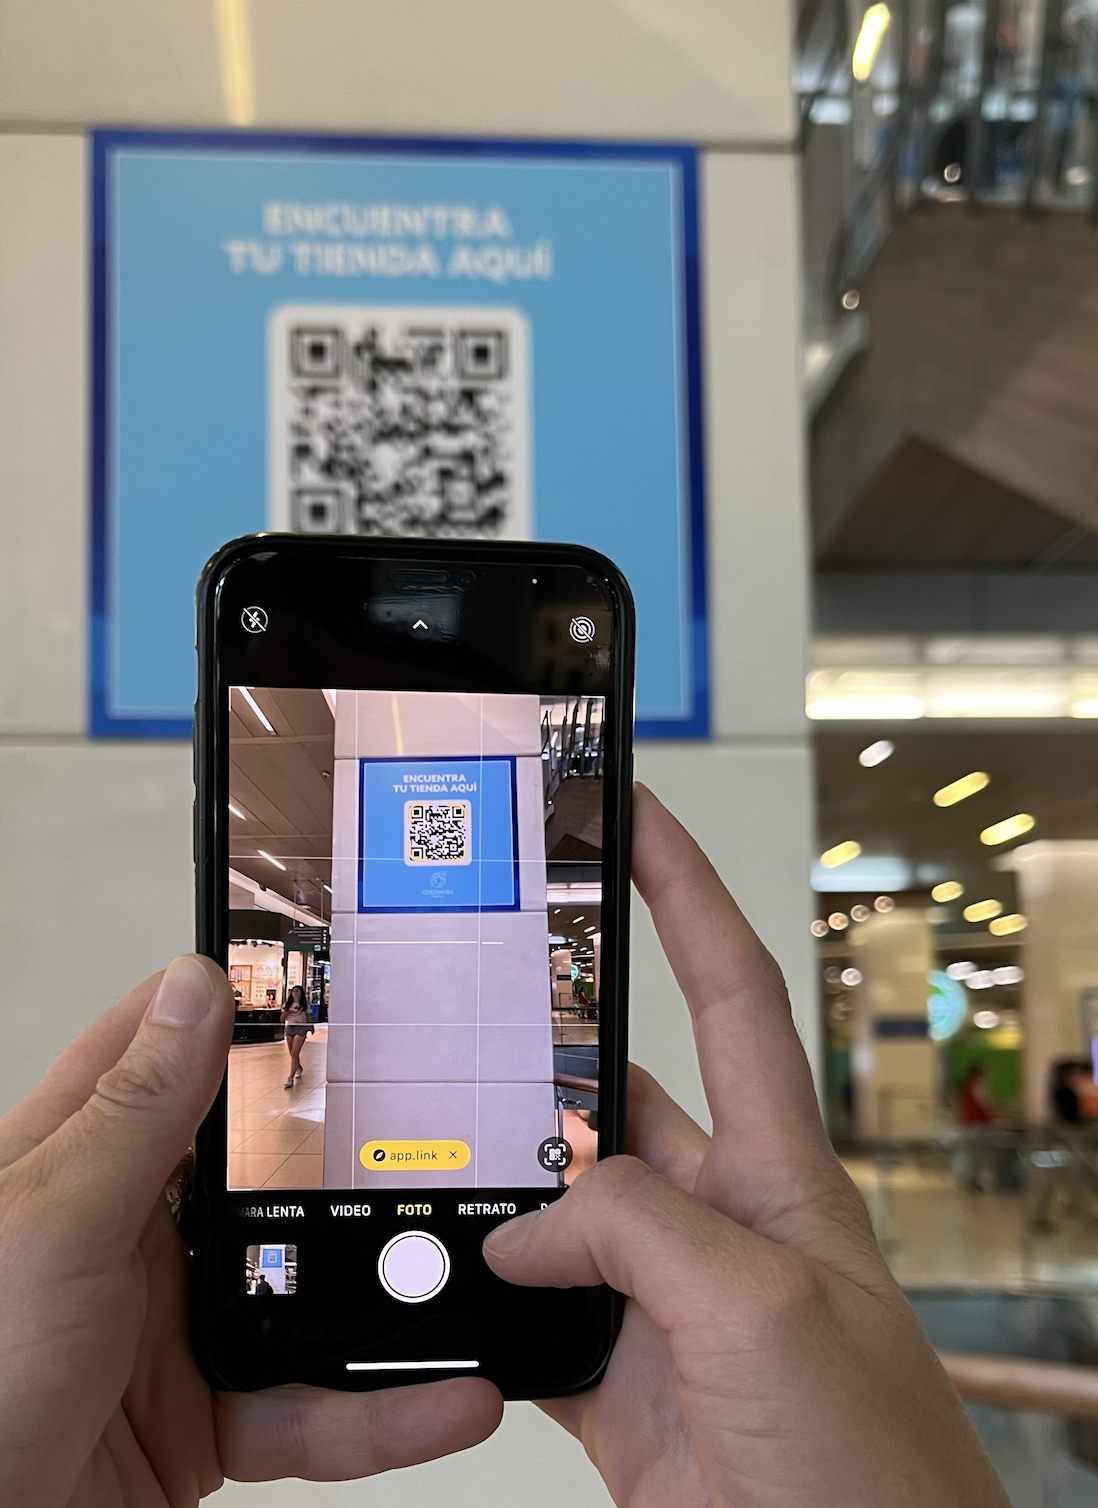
[191, 534, 634, 1397]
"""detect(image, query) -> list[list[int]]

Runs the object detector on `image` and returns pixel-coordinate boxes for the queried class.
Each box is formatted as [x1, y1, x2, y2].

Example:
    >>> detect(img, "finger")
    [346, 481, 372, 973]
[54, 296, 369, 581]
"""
[484, 1156, 764, 1335]
[626, 1064, 708, 1192]
[631, 784, 829, 1164]
[0, 974, 161, 1170]
[15, 956, 234, 1250]
[214, 1378, 503, 1481]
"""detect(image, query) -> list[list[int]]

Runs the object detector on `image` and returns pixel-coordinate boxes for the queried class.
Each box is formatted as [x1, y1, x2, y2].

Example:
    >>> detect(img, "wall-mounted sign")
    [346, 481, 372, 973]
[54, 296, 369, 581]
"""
[358, 757, 518, 912]
[91, 130, 707, 739]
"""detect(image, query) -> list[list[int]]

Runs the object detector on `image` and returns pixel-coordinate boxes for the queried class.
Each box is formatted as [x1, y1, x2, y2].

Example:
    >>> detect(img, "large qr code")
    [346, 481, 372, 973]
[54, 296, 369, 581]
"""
[404, 800, 473, 866]
[268, 305, 530, 540]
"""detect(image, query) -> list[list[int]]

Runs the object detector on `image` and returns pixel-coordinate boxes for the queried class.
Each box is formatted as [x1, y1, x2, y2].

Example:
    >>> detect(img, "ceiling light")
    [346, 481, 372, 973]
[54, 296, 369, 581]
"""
[968, 971, 995, 989]
[820, 840, 862, 869]
[236, 686, 274, 733]
[931, 881, 964, 903]
[933, 771, 989, 807]
[874, 895, 895, 912]
[228, 801, 247, 820]
[841, 967, 862, 987]
[1071, 699, 1098, 718]
[573, 915, 585, 923]
[322, 884, 332, 895]
[811, 919, 829, 938]
[859, 739, 894, 767]
[980, 814, 1035, 846]
[992, 965, 1024, 985]
[852, 3, 891, 81]
[989, 913, 1027, 936]
[258, 849, 286, 871]
[828, 912, 849, 930]
[851, 904, 871, 922]
[974, 1010, 1000, 1029]
[946, 961, 977, 980]
[963, 899, 1003, 923]
[807, 694, 924, 719]
[215, 0, 255, 126]
[584, 926, 597, 934]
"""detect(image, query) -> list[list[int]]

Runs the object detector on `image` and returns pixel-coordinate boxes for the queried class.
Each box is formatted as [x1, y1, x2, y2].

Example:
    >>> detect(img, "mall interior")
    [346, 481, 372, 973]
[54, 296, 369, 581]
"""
[7, 1, 1098, 1504]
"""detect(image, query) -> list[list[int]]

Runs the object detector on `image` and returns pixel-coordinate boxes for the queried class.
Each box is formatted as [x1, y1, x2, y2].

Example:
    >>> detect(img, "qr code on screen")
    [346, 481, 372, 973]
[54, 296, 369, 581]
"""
[405, 801, 472, 865]
[268, 305, 530, 540]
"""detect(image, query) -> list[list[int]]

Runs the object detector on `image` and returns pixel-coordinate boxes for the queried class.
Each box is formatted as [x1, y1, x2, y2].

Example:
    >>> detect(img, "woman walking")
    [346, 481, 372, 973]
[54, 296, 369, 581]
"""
[282, 983, 312, 1089]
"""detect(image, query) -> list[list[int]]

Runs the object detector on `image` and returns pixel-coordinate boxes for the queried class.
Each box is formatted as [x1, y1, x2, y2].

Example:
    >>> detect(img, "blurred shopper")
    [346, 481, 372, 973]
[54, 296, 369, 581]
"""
[0, 790, 1009, 1506]
[281, 982, 312, 1089]
[958, 1064, 995, 1126]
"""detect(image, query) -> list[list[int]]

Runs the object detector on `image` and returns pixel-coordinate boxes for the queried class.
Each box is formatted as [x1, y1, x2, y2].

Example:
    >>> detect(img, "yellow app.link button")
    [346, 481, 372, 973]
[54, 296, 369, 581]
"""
[360, 1139, 471, 1171]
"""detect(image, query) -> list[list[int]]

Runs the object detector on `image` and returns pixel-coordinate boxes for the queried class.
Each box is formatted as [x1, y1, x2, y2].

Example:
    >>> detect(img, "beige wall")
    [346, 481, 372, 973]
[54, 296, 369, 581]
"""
[0, 5, 809, 1504]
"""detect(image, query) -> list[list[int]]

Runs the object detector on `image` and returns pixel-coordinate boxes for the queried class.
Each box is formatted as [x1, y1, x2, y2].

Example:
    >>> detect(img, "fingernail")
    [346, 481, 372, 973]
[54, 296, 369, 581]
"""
[483, 1213, 537, 1259]
[150, 956, 214, 1028]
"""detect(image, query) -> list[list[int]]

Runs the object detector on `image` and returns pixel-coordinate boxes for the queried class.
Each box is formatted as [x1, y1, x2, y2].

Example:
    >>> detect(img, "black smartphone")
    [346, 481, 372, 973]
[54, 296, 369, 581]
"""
[191, 534, 634, 1397]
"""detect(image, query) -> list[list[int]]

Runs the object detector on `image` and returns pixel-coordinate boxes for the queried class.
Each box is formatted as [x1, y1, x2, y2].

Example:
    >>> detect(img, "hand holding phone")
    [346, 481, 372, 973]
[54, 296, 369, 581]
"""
[486, 788, 1010, 1508]
[0, 960, 502, 1508]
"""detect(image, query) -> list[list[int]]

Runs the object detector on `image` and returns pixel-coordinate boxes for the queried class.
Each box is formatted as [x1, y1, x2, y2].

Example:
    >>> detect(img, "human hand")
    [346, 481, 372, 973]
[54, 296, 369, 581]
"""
[485, 786, 1009, 1508]
[0, 957, 502, 1508]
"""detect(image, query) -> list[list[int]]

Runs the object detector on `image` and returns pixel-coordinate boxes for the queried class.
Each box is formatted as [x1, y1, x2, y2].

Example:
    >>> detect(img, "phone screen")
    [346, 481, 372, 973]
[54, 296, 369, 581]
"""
[193, 539, 632, 1395]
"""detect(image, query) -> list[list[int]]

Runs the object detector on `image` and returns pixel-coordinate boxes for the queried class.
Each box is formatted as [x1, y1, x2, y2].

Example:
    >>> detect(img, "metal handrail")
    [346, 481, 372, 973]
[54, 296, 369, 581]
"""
[940, 1351, 1098, 1419]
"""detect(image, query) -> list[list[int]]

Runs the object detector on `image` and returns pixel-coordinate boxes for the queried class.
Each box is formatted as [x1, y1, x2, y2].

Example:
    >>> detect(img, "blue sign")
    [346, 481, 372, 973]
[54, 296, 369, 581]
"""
[91, 130, 707, 740]
[261, 1247, 283, 1268]
[359, 757, 518, 912]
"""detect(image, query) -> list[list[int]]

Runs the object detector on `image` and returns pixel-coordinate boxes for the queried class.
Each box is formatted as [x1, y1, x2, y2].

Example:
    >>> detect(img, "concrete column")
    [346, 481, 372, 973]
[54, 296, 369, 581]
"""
[323, 690, 555, 1188]
[1010, 842, 1098, 1124]
[850, 910, 937, 1138]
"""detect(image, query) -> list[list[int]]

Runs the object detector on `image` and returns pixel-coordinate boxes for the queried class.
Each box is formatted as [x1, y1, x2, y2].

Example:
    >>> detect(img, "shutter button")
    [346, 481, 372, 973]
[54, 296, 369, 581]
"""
[378, 1231, 450, 1303]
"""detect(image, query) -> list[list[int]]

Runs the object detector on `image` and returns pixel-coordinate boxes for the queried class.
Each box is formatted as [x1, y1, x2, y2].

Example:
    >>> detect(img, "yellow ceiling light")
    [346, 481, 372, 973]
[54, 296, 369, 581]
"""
[852, 3, 891, 82]
[215, 0, 255, 126]
[980, 813, 1036, 847]
[931, 881, 964, 903]
[963, 898, 1003, 923]
[933, 771, 990, 807]
[989, 913, 1027, 936]
[820, 840, 862, 869]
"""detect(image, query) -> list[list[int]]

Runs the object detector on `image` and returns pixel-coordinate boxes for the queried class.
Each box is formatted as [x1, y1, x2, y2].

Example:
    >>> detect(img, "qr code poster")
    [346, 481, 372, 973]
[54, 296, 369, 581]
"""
[268, 305, 531, 541]
[405, 800, 472, 866]
[359, 758, 517, 912]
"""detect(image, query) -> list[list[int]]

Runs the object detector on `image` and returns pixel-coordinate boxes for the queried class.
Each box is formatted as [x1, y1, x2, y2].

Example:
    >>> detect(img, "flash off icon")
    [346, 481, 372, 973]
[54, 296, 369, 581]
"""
[569, 615, 595, 644]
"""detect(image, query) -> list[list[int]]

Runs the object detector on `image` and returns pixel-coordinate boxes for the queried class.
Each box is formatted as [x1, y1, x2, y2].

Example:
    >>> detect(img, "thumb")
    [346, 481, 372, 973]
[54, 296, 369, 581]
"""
[22, 955, 234, 1249]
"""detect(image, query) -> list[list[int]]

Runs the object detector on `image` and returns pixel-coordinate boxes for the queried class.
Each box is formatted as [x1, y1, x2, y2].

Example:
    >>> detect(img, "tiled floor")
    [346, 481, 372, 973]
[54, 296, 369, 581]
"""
[227, 1029, 327, 1189]
[227, 1023, 600, 1191]
[844, 1152, 1098, 1290]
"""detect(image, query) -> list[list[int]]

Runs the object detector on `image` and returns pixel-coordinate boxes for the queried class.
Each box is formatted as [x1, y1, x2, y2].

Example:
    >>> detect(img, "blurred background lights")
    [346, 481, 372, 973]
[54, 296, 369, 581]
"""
[874, 895, 895, 912]
[840, 967, 862, 987]
[992, 966, 1024, 985]
[980, 814, 1036, 846]
[989, 913, 1028, 936]
[967, 971, 995, 990]
[850, 903, 871, 922]
[859, 739, 894, 767]
[974, 1010, 1001, 1030]
[852, 3, 891, 82]
[963, 898, 1003, 923]
[946, 961, 978, 980]
[933, 771, 990, 807]
[820, 839, 862, 868]
[828, 911, 850, 930]
[931, 880, 964, 903]
[810, 919, 829, 938]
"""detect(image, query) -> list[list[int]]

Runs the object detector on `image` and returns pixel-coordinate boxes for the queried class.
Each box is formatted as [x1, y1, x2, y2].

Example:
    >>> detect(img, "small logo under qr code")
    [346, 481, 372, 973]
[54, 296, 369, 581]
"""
[268, 304, 530, 540]
[405, 800, 472, 866]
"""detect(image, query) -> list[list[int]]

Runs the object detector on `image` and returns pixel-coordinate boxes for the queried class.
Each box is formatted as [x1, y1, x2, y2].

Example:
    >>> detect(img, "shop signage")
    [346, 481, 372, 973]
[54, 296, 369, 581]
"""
[286, 925, 330, 952]
[90, 130, 707, 740]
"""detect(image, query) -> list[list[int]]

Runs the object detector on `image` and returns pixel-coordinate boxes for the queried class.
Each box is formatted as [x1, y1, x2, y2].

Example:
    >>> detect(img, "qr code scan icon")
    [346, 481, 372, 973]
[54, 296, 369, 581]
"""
[405, 800, 472, 866]
[268, 305, 531, 541]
